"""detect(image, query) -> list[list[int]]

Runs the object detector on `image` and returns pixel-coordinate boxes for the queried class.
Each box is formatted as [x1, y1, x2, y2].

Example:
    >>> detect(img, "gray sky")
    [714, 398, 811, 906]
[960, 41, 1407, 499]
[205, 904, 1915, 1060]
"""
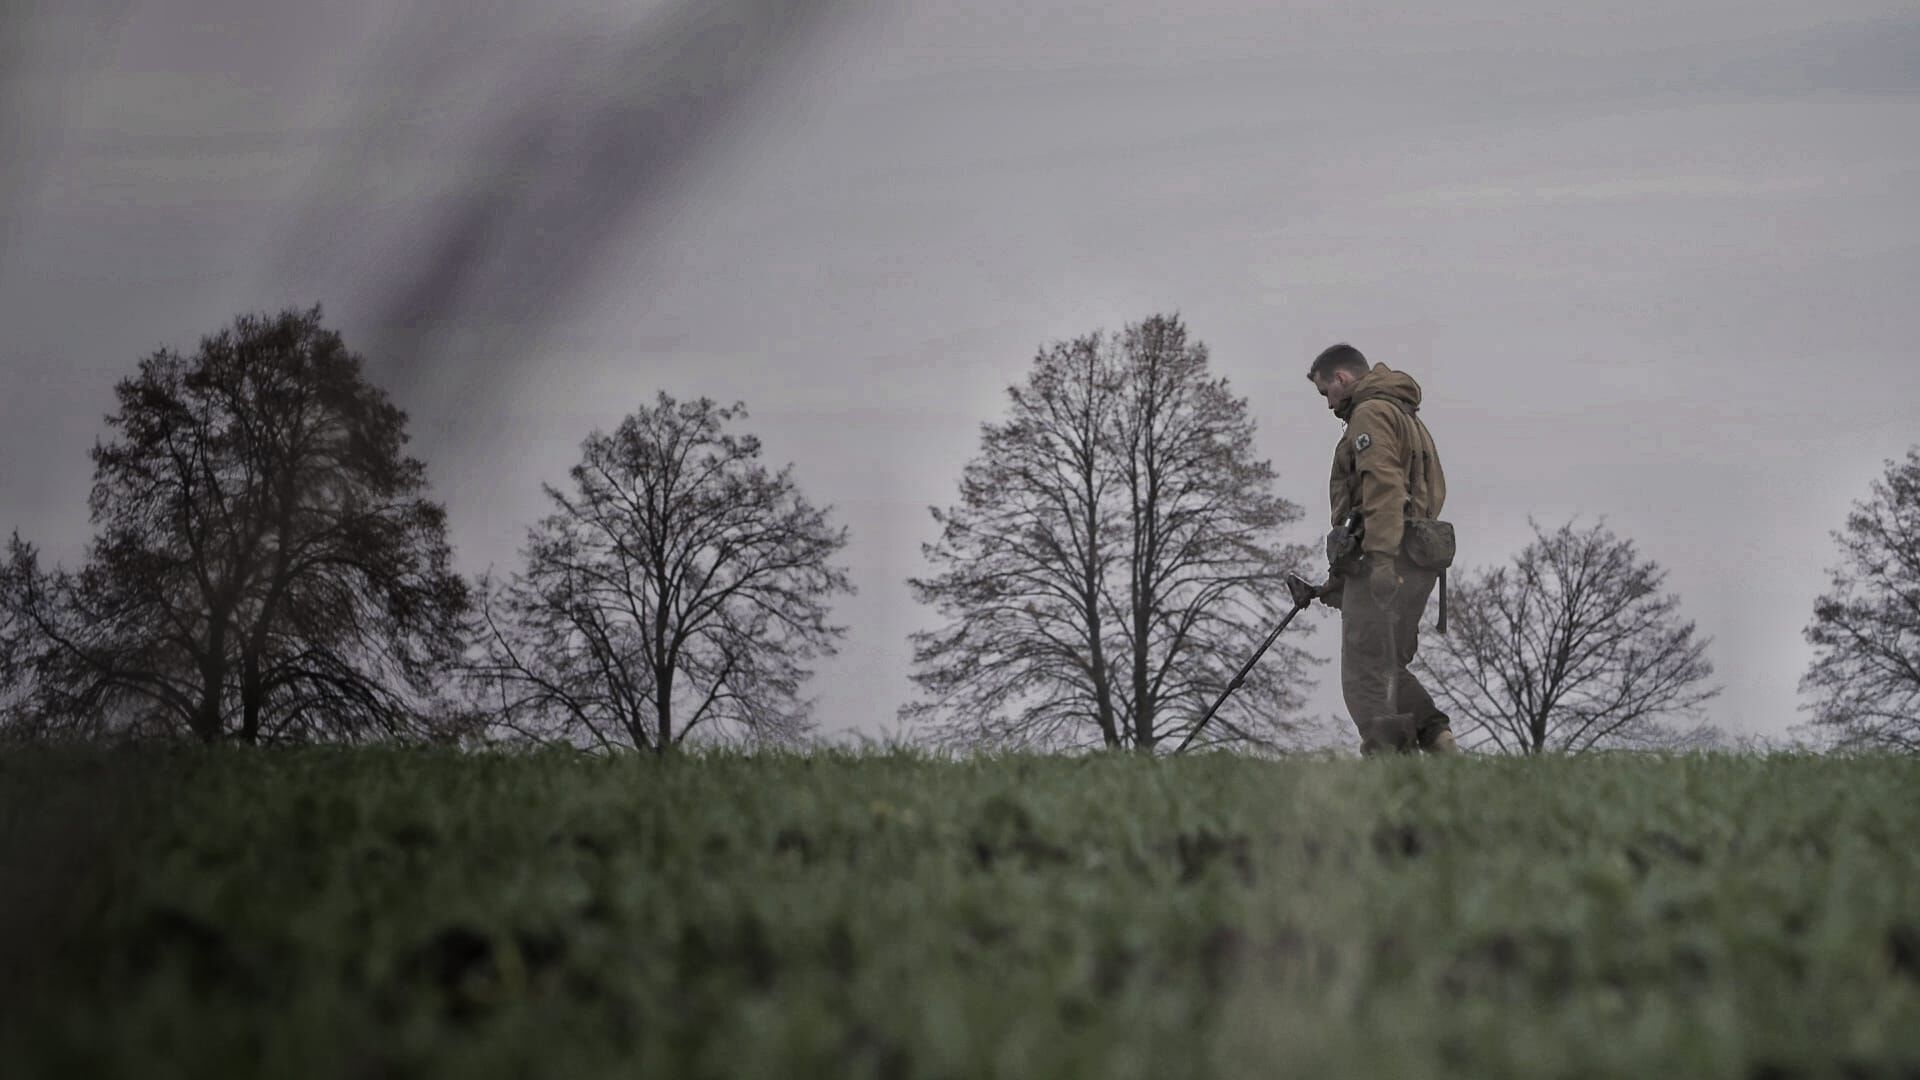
[4, 0, 1918, 746]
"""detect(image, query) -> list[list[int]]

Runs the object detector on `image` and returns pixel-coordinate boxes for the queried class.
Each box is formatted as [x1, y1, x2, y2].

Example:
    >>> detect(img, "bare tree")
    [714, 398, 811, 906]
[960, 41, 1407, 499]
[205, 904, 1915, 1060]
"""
[0, 542, 47, 740]
[469, 394, 851, 753]
[1800, 447, 1920, 750]
[902, 335, 1126, 749]
[905, 314, 1314, 752]
[0, 307, 469, 744]
[1414, 518, 1720, 754]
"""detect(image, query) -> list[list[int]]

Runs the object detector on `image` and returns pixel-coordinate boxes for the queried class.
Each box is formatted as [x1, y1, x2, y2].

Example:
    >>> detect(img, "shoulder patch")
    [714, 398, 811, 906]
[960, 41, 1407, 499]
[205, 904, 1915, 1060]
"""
[1354, 433, 1372, 452]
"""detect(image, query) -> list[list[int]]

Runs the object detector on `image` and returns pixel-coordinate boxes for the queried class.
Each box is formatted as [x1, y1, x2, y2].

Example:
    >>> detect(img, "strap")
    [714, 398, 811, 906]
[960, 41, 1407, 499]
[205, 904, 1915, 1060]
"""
[1406, 416, 1437, 519]
[1437, 568, 1448, 635]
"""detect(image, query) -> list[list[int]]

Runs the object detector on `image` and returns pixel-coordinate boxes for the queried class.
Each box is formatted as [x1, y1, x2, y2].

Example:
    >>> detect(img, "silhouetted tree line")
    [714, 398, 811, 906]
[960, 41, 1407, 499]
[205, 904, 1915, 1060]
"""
[2, 306, 1910, 753]
[0, 308, 851, 751]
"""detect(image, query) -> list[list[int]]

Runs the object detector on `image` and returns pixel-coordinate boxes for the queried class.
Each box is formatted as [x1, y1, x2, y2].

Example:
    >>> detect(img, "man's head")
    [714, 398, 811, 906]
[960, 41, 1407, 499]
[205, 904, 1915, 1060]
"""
[1307, 343, 1371, 414]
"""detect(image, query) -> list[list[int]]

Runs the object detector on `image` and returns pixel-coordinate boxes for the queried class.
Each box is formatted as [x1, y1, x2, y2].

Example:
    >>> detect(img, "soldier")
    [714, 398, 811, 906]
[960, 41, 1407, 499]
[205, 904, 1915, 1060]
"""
[1305, 343, 1459, 755]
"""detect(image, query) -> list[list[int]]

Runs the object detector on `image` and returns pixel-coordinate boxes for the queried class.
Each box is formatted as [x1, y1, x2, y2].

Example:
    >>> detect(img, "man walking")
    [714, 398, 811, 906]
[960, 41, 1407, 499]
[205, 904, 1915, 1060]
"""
[1304, 343, 1458, 755]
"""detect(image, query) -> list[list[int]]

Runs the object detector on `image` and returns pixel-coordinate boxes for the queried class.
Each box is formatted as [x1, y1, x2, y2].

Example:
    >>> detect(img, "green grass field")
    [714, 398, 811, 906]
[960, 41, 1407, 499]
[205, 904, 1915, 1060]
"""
[3, 749, 1919, 1079]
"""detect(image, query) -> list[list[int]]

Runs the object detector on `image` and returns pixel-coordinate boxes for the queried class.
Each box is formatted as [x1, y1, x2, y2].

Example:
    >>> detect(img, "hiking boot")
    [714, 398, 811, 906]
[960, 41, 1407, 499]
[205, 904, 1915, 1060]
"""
[1417, 724, 1461, 755]
[1360, 713, 1418, 756]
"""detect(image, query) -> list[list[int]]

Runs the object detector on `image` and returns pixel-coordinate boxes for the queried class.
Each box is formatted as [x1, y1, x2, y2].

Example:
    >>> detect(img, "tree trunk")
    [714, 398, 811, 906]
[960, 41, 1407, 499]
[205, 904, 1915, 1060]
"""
[193, 687, 223, 743]
[240, 655, 264, 745]
[654, 665, 673, 755]
[1132, 601, 1154, 752]
[193, 622, 228, 742]
[1079, 406, 1119, 749]
[1083, 533, 1119, 747]
[1086, 610, 1120, 748]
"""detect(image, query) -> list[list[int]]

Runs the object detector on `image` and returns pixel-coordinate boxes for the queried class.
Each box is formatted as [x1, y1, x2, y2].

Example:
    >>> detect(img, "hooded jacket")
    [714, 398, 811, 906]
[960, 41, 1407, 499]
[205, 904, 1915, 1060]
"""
[1329, 363, 1446, 564]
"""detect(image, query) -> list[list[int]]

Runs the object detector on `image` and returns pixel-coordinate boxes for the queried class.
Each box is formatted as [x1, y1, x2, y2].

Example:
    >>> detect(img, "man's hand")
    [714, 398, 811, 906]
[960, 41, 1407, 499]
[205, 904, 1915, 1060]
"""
[1286, 572, 1344, 610]
[1319, 577, 1343, 610]
[1367, 560, 1401, 608]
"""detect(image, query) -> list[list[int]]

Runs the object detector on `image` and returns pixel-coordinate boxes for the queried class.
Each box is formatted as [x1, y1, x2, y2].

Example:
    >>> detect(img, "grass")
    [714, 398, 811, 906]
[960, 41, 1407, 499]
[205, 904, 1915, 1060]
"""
[2, 747, 1918, 1078]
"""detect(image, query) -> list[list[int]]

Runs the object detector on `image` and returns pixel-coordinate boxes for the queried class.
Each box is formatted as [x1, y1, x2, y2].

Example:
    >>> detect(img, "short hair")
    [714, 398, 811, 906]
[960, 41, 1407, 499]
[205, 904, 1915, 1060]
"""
[1307, 343, 1370, 380]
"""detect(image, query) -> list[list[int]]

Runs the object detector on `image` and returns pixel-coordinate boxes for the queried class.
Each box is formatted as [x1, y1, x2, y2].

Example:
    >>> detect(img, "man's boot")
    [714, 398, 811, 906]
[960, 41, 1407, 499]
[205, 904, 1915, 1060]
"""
[1360, 713, 1418, 756]
[1417, 723, 1461, 755]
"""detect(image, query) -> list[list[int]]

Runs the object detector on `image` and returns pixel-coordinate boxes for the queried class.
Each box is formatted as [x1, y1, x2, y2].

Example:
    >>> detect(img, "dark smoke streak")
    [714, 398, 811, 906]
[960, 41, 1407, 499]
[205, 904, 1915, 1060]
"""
[274, 0, 853, 415]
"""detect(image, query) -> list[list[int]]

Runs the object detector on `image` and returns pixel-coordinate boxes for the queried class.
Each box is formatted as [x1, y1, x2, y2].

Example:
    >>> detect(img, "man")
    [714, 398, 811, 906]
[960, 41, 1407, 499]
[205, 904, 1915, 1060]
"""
[1304, 343, 1458, 755]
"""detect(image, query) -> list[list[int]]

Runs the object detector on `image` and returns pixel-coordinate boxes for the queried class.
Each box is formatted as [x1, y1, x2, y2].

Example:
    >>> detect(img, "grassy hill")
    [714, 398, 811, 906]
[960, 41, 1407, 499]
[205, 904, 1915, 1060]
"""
[3, 748, 1917, 1078]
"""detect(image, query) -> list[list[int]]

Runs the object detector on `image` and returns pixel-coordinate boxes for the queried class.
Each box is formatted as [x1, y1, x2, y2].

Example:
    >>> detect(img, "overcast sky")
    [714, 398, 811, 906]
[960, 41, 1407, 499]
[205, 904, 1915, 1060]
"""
[3, 0, 1917, 747]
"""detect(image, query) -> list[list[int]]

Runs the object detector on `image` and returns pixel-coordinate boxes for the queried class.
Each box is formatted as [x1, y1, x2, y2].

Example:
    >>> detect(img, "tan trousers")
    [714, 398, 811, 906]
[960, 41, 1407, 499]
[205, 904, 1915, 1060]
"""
[1340, 557, 1451, 751]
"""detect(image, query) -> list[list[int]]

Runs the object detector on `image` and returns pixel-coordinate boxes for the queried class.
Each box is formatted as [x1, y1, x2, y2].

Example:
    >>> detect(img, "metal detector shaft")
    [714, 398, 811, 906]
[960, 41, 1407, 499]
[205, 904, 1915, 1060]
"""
[1173, 598, 1309, 755]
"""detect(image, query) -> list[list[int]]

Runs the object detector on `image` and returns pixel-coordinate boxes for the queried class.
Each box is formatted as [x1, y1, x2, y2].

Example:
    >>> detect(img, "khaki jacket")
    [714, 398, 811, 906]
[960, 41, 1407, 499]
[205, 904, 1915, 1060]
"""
[1329, 363, 1446, 565]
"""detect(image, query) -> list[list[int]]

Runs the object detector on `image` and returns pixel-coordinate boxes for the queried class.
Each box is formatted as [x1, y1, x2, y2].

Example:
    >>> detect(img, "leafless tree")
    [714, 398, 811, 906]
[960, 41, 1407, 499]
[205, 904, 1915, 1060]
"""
[905, 314, 1314, 752]
[0, 546, 46, 740]
[469, 394, 851, 753]
[1800, 447, 1920, 750]
[1414, 518, 1720, 754]
[0, 307, 469, 744]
